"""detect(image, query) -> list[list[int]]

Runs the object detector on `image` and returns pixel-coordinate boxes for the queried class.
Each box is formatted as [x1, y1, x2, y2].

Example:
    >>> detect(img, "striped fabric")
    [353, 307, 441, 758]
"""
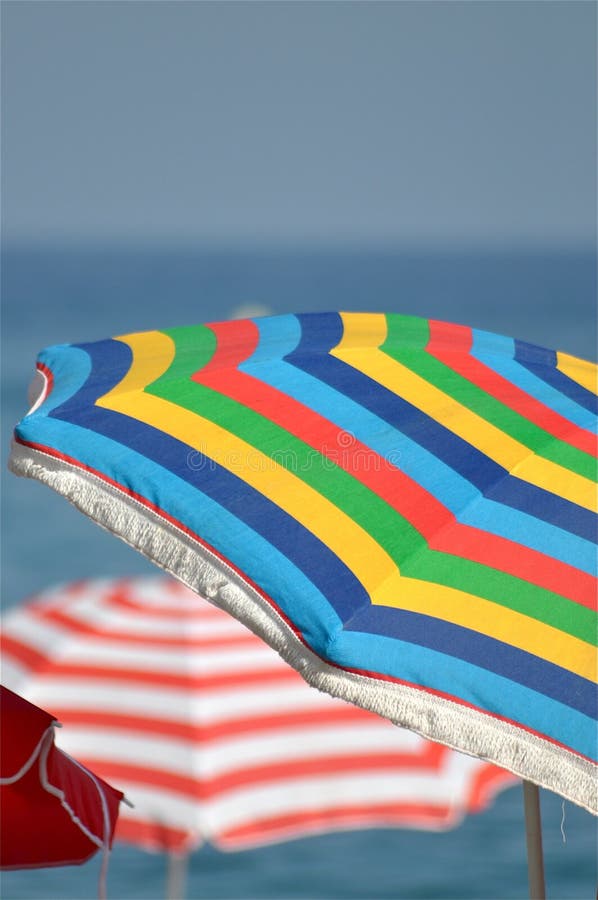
[0, 577, 515, 852]
[9, 312, 597, 813]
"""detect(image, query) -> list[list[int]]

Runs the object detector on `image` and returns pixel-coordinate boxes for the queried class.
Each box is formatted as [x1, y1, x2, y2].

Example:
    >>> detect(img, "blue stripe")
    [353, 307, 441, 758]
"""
[470, 330, 597, 432]
[515, 340, 598, 415]
[244, 315, 596, 573]
[339, 604, 595, 718]
[331, 628, 597, 763]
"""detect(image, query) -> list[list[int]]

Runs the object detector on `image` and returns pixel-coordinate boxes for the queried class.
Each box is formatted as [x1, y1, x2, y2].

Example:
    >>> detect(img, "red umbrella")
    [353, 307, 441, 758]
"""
[0, 685, 124, 895]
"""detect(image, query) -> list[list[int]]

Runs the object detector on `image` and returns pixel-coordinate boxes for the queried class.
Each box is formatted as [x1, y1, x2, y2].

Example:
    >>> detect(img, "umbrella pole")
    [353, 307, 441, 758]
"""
[522, 781, 546, 900]
[165, 852, 188, 900]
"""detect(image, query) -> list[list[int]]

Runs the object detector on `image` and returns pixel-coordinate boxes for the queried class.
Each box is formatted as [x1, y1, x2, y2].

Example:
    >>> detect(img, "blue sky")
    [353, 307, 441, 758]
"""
[2, 1, 596, 244]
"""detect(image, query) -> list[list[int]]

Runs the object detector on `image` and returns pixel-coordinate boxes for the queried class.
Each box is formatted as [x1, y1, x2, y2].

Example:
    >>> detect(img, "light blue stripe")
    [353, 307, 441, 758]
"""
[243, 315, 596, 575]
[331, 629, 597, 762]
[248, 313, 303, 362]
[471, 329, 597, 432]
[15, 413, 342, 657]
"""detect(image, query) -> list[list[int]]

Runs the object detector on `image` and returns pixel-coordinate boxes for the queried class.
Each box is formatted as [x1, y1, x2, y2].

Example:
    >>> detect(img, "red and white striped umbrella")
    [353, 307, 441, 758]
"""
[1, 576, 516, 854]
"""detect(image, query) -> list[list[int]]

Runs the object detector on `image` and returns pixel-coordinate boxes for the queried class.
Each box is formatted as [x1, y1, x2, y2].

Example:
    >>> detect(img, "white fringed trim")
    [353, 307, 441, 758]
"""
[9, 440, 598, 816]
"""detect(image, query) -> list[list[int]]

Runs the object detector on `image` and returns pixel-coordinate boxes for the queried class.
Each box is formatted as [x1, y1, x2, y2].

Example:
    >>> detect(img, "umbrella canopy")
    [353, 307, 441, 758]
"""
[1, 576, 515, 853]
[9, 312, 597, 815]
[0, 685, 123, 871]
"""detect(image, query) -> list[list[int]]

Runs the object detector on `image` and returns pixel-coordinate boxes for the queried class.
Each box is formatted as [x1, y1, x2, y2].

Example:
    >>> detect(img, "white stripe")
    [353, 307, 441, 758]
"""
[3, 601, 263, 641]
[101, 761, 484, 840]
[20, 680, 337, 722]
[203, 770, 477, 834]
[114, 786, 204, 832]
[2, 616, 86, 655]
[0, 658, 30, 689]
[110, 768, 482, 839]
[55, 723, 424, 778]
[2, 627, 285, 674]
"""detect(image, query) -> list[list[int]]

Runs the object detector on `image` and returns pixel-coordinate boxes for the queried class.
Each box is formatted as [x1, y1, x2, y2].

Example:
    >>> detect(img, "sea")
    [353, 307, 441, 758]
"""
[1, 241, 596, 900]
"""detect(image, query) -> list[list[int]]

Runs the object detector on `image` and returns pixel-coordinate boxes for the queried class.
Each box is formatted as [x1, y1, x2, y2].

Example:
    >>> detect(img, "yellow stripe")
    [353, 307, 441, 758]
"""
[557, 351, 598, 395]
[382, 577, 596, 683]
[333, 313, 596, 513]
[98, 331, 403, 601]
[107, 330, 177, 395]
[96, 330, 595, 680]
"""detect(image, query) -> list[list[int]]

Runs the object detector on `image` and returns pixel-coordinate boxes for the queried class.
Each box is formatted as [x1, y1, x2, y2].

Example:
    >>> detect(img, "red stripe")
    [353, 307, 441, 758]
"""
[72, 748, 448, 801]
[36, 362, 54, 403]
[115, 817, 195, 852]
[114, 800, 462, 852]
[21, 604, 261, 649]
[1, 635, 47, 671]
[101, 586, 215, 619]
[15, 437, 589, 762]
[1, 652, 299, 692]
[217, 802, 457, 848]
[427, 320, 597, 456]
[44, 705, 400, 744]
[466, 765, 518, 813]
[194, 319, 595, 608]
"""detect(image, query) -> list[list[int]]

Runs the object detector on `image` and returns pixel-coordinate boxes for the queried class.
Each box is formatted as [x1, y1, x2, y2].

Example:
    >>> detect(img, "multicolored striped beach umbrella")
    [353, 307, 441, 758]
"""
[1, 576, 515, 855]
[9, 312, 597, 818]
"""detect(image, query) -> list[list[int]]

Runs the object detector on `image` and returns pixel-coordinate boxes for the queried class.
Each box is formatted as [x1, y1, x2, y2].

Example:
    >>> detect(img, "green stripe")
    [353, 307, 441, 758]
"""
[381, 314, 596, 481]
[142, 325, 595, 644]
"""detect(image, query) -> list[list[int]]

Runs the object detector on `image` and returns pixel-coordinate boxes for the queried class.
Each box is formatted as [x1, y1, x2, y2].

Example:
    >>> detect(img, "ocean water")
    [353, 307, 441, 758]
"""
[1, 241, 596, 899]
